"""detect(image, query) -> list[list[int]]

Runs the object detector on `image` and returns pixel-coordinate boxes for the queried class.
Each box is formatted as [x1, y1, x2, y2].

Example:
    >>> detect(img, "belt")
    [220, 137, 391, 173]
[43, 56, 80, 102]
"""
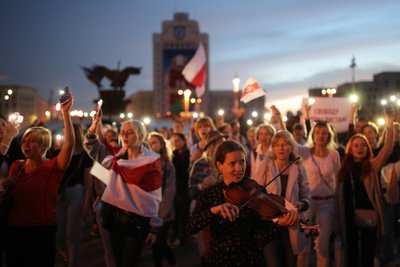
[312, 195, 334, 201]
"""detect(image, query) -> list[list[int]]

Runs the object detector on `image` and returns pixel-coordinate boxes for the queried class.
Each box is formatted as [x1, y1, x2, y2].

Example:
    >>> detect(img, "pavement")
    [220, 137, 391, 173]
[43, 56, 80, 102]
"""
[55, 224, 201, 267]
[55, 223, 400, 267]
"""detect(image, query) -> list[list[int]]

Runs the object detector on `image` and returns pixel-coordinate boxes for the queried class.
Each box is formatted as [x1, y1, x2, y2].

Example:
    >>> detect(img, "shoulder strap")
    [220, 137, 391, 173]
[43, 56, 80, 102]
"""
[310, 150, 334, 193]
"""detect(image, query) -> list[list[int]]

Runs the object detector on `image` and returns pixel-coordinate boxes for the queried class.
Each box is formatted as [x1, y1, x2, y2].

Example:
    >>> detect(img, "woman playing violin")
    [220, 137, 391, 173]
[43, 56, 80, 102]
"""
[187, 140, 299, 267]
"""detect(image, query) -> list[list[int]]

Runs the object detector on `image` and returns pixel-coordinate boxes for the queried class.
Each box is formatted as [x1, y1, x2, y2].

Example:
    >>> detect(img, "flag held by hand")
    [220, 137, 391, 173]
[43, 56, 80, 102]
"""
[240, 77, 266, 103]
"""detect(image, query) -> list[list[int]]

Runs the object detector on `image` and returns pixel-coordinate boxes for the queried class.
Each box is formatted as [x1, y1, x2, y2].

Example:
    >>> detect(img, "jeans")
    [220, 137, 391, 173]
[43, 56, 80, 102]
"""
[95, 201, 117, 267]
[56, 184, 84, 267]
[302, 198, 334, 267]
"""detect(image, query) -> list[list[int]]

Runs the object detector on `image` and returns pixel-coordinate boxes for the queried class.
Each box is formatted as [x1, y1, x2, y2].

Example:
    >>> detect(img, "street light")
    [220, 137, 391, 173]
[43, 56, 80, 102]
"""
[232, 77, 240, 111]
[321, 88, 336, 98]
[183, 89, 192, 113]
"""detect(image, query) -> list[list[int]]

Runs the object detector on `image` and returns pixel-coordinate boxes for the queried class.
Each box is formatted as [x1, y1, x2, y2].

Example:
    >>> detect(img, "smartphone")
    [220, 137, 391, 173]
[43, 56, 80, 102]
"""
[384, 104, 391, 114]
[59, 86, 70, 104]
[8, 112, 24, 124]
[97, 99, 103, 109]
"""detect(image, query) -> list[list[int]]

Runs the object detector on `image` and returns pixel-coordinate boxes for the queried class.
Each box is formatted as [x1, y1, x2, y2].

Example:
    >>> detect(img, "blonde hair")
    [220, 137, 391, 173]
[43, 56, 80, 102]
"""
[121, 119, 147, 143]
[306, 121, 337, 151]
[195, 116, 216, 139]
[271, 130, 300, 163]
[22, 126, 52, 152]
[255, 124, 276, 142]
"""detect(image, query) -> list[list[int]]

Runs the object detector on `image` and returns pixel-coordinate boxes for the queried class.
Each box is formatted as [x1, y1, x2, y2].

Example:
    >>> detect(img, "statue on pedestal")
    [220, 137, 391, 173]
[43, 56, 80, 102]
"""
[81, 63, 141, 118]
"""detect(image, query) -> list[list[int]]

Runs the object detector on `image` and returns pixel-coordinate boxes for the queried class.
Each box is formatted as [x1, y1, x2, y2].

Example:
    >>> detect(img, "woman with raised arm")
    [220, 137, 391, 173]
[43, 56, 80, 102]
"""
[187, 140, 299, 267]
[4, 91, 75, 267]
[85, 114, 162, 267]
[295, 120, 341, 267]
[335, 109, 396, 267]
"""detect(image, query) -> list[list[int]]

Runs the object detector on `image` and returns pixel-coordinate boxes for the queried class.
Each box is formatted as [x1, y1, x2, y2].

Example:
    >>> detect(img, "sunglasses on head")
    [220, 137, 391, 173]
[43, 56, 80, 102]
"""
[314, 120, 329, 126]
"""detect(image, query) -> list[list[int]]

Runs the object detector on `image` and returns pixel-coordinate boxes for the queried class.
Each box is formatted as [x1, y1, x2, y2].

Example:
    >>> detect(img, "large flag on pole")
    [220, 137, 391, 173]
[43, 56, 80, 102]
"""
[240, 77, 266, 103]
[182, 43, 207, 97]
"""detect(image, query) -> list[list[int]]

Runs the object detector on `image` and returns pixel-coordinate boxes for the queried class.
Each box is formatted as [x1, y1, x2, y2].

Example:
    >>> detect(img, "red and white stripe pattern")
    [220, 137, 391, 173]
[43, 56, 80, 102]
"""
[101, 147, 162, 218]
[182, 43, 207, 97]
[240, 77, 266, 103]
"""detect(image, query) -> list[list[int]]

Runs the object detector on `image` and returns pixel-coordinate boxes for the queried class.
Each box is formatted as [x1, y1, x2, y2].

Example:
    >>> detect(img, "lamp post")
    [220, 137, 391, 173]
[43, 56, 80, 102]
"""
[233, 77, 240, 112]
[183, 89, 192, 113]
[232, 76, 246, 119]
[321, 88, 336, 98]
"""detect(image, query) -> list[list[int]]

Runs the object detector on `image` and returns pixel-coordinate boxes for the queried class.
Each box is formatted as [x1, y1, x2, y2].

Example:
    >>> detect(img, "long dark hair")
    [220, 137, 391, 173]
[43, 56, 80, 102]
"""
[338, 134, 373, 182]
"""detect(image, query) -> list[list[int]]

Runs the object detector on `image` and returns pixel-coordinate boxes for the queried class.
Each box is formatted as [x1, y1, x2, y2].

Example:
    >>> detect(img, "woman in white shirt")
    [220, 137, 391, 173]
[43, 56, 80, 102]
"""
[295, 121, 341, 267]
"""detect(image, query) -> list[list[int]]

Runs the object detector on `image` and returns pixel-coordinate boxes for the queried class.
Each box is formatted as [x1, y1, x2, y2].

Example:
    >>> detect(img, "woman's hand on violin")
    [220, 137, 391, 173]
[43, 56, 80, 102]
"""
[276, 211, 300, 227]
[210, 203, 239, 222]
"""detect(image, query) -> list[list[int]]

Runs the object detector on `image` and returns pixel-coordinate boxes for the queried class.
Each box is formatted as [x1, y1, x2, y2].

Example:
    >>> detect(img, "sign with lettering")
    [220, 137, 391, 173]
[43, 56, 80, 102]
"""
[301, 97, 352, 133]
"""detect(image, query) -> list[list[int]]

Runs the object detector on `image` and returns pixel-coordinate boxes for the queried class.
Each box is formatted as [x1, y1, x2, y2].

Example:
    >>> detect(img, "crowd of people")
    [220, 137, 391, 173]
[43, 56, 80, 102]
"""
[0, 91, 400, 267]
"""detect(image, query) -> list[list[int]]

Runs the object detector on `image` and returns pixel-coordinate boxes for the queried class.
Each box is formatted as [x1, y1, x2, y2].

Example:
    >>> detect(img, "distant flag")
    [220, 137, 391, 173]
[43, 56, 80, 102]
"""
[182, 43, 207, 97]
[240, 77, 266, 103]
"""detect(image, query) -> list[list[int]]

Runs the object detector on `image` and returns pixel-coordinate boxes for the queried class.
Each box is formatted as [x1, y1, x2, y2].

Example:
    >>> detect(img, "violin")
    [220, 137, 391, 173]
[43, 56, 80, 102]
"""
[223, 178, 319, 238]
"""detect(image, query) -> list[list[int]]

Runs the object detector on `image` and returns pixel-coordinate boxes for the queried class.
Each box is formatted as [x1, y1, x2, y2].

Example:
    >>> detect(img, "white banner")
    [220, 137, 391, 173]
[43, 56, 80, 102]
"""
[301, 97, 352, 133]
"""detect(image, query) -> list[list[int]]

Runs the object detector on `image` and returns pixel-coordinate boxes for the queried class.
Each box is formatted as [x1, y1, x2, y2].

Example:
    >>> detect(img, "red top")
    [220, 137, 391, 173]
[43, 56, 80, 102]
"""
[8, 158, 64, 227]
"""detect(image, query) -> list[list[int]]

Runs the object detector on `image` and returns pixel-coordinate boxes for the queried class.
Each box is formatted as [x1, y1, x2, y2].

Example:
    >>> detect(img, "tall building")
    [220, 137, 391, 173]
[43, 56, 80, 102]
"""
[153, 12, 209, 117]
[308, 72, 400, 121]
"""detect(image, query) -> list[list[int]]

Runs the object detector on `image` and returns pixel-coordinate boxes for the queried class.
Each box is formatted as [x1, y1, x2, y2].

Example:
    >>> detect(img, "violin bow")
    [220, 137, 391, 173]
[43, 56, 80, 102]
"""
[264, 157, 300, 188]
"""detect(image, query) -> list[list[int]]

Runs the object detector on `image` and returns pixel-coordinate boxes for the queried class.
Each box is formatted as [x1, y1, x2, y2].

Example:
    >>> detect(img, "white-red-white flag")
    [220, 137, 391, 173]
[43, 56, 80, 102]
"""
[240, 77, 266, 103]
[182, 43, 206, 97]
[100, 146, 162, 219]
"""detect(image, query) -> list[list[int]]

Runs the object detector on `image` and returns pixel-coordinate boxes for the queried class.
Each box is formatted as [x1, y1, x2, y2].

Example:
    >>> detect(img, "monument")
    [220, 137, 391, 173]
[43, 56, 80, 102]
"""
[82, 63, 141, 118]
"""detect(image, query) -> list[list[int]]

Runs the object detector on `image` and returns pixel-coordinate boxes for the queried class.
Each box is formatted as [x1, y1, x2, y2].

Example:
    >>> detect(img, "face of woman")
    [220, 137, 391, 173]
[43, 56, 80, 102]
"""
[120, 124, 140, 149]
[258, 128, 272, 146]
[272, 138, 292, 162]
[197, 125, 211, 141]
[172, 135, 185, 150]
[312, 126, 330, 147]
[148, 136, 161, 153]
[217, 151, 246, 185]
[350, 137, 368, 161]
[21, 134, 45, 159]
[362, 127, 377, 147]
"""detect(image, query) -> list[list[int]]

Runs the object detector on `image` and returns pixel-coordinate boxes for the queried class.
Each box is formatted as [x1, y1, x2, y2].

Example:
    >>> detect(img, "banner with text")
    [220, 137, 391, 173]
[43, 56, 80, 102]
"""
[301, 97, 352, 133]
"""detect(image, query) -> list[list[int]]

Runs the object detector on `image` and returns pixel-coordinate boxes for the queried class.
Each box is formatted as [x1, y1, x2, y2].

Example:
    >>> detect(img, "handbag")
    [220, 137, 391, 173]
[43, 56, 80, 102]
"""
[0, 161, 23, 226]
[354, 209, 378, 229]
[350, 172, 378, 229]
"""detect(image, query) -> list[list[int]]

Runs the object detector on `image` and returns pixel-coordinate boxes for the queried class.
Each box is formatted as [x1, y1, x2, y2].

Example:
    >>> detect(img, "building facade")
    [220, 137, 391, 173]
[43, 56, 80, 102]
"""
[308, 72, 400, 121]
[153, 12, 209, 117]
[0, 85, 49, 126]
